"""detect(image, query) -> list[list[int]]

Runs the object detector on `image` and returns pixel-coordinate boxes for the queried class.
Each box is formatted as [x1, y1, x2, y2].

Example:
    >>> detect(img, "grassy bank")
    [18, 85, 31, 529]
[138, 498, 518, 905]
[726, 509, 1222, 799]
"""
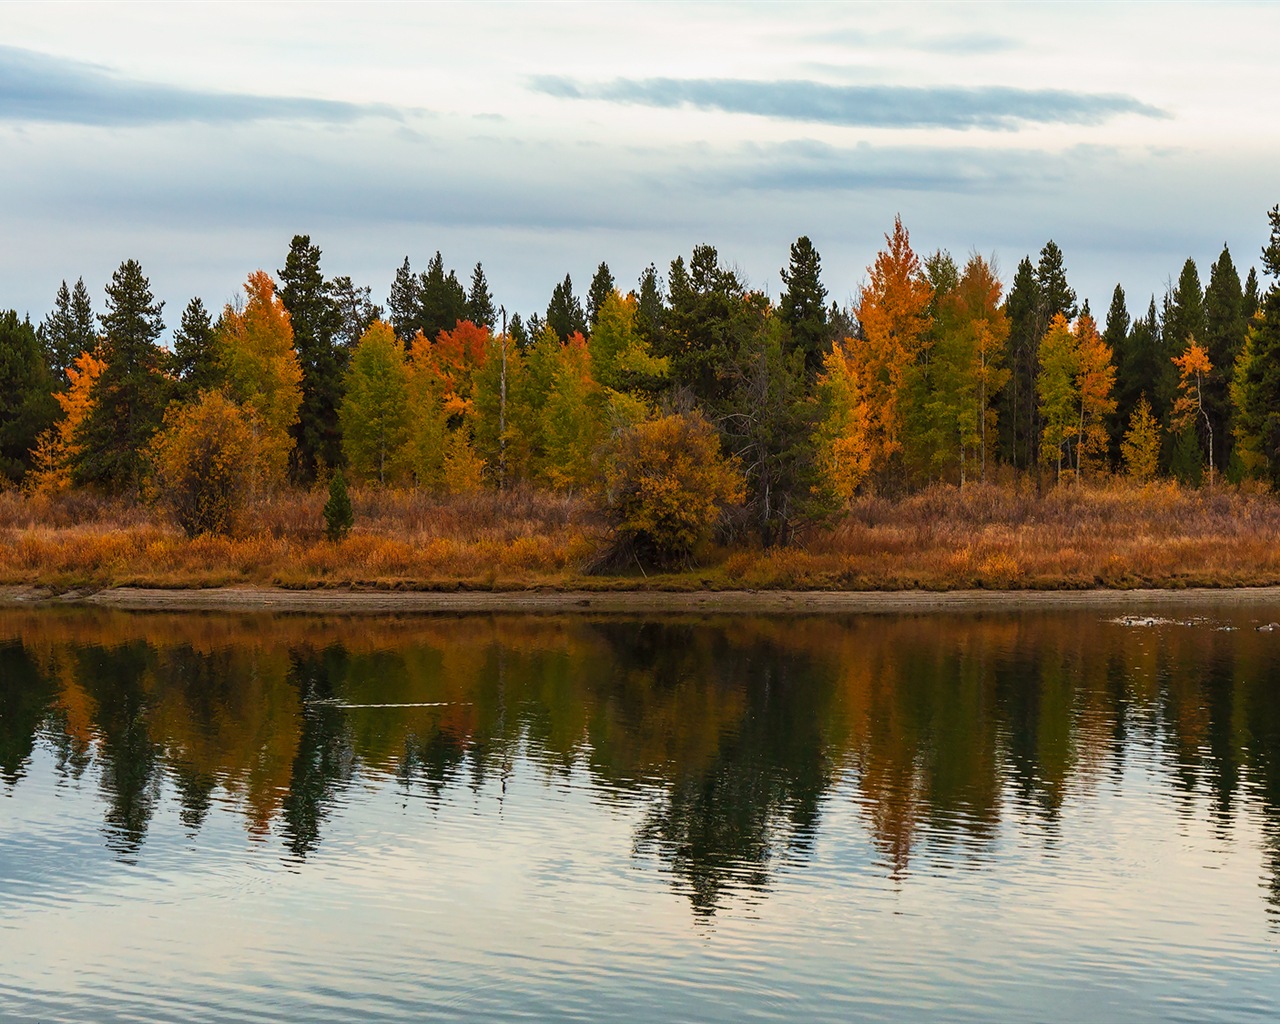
[3, 480, 1280, 592]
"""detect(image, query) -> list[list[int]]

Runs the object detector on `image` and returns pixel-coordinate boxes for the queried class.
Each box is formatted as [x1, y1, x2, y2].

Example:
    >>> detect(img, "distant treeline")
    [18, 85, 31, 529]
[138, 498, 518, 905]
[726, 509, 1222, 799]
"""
[2, 206, 1279, 547]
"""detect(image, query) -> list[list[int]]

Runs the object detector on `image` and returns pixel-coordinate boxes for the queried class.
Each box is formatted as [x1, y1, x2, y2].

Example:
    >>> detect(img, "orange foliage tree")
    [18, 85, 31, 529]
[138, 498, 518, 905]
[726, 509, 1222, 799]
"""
[27, 348, 106, 494]
[814, 339, 873, 506]
[1171, 338, 1214, 486]
[1072, 312, 1117, 479]
[215, 270, 302, 487]
[848, 216, 933, 482]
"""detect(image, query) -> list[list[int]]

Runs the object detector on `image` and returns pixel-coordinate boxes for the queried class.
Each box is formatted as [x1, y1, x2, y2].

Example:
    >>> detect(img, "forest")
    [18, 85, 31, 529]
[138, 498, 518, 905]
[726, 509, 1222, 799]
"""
[1, 205, 1280, 589]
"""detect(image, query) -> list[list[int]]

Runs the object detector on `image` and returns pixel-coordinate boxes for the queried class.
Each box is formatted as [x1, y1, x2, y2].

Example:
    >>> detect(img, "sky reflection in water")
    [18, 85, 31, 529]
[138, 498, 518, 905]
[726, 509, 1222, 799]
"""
[1, 607, 1279, 1023]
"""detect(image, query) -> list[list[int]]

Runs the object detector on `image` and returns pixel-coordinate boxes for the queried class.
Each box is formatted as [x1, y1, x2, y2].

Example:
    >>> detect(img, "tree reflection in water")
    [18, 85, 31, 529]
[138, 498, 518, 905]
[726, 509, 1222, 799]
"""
[3, 607, 1280, 915]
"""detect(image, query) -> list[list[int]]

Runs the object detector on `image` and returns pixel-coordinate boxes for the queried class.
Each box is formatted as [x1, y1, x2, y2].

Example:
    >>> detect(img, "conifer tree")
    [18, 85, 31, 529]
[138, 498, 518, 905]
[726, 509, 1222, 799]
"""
[466, 262, 496, 330]
[73, 259, 167, 494]
[419, 252, 467, 339]
[0, 310, 58, 483]
[387, 257, 421, 342]
[278, 235, 342, 483]
[40, 278, 96, 387]
[170, 297, 218, 401]
[634, 263, 667, 349]
[1000, 255, 1040, 469]
[1243, 267, 1260, 321]
[329, 276, 381, 355]
[546, 273, 587, 341]
[1232, 205, 1280, 487]
[1203, 246, 1245, 471]
[586, 262, 615, 328]
[779, 235, 830, 376]
[1102, 284, 1131, 458]
[1036, 241, 1078, 325]
[507, 312, 529, 350]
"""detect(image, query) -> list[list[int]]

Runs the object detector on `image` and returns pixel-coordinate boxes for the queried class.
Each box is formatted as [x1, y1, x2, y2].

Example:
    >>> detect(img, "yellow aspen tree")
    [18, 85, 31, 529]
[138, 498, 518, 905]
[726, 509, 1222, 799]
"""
[542, 334, 606, 491]
[1036, 313, 1078, 480]
[27, 348, 106, 494]
[1171, 337, 1215, 486]
[1072, 313, 1117, 480]
[1120, 394, 1161, 481]
[339, 320, 410, 486]
[850, 216, 932, 479]
[814, 339, 873, 505]
[216, 270, 303, 487]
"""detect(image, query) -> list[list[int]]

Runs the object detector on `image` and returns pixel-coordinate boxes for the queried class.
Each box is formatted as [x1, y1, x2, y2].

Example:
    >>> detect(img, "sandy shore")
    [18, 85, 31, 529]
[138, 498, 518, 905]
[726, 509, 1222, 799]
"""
[3, 584, 1280, 615]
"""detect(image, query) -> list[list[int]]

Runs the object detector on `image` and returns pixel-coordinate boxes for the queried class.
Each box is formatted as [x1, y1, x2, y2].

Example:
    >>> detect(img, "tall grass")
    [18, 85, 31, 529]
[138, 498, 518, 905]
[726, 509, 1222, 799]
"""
[4, 479, 1280, 591]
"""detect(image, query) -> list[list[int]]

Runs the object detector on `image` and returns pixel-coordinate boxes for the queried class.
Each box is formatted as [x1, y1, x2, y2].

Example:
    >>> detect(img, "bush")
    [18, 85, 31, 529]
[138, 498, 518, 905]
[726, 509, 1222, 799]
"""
[324, 471, 354, 540]
[602, 411, 744, 567]
[149, 391, 259, 537]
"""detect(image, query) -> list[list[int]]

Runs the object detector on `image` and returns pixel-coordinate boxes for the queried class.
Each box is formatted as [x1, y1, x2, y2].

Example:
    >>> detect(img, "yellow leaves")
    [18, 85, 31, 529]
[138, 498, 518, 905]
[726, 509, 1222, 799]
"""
[216, 270, 302, 487]
[1171, 338, 1212, 432]
[1121, 395, 1162, 482]
[815, 339, 872, 505]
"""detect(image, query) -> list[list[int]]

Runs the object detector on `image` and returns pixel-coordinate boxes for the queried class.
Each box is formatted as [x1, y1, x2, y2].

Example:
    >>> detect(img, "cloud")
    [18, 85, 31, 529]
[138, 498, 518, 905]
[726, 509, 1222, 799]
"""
[0, 45, 400, 126]
[531, 76, 1167, 131]
[813, 27, 1020, 55]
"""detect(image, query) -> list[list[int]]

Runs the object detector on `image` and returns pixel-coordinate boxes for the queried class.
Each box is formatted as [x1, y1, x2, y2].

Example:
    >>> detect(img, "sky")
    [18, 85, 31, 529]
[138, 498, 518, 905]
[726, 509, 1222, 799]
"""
[2, 1, 1277, 337]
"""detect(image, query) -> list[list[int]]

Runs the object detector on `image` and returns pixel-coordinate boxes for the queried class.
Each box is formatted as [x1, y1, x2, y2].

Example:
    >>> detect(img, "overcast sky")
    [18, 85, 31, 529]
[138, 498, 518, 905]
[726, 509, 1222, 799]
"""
[2, 1, 1277, 336]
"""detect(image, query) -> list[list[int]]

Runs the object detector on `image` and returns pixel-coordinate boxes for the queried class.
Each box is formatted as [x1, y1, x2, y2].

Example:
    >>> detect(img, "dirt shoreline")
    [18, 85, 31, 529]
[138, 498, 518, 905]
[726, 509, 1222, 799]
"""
[4, 584, 1280, 615]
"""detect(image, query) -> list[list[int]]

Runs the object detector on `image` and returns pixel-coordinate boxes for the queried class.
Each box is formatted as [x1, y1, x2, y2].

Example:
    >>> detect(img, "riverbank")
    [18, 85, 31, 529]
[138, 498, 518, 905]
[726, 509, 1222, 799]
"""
[5, 583, 1280, 615]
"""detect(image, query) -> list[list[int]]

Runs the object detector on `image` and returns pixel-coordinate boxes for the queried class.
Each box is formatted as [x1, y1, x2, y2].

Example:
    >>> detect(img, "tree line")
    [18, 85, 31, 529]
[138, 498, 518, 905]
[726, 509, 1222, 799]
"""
[2, 207, 1279, 552]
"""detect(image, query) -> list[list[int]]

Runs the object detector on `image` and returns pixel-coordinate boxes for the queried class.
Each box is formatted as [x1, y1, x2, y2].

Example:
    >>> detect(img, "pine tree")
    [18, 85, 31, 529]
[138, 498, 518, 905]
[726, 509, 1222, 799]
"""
[387, 257, 421, 342]
[40, 278, 96, 387]
[73, 259, 167, 494]
[778, 235, 830, 376]
[1036, 241, 1078, 324]
[1232, 205, 1280, 487]
[1102, 284, 1131, 459]
[1000, 255, 1040, 469]
[466, 262, 496, 329]
[0, 310, 58, 483]
[171, 297, 218, 400]
[1243, 267, 1260, 322]
[546, 273, 587, 341]
[634, 263, 666, 351]
[507, 312, 529, 349]
[329, 275, 381, 354]
[586, 262, 615, 328]
[324, 470, 354, 540]
[1203, 246, 1245, 472]
[278, 235, 342, 483]
[419, 252, 467, 339]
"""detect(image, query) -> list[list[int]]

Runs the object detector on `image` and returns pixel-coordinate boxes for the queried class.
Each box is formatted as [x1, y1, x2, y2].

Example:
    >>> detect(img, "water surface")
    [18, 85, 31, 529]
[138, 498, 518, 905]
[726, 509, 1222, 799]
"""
[2, 606, 1279, 1022]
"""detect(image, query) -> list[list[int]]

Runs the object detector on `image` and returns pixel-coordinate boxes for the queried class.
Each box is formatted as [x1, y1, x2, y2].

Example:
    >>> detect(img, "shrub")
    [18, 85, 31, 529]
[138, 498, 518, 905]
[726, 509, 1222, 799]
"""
[603, 411, 744, 567]
[149, 391, 259, 537]
[324, 471, 354, 540]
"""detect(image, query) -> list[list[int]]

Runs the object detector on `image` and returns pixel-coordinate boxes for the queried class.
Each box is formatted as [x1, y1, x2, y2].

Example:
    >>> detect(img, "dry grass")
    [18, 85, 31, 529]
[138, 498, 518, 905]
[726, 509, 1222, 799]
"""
[5, 479, 1280, 592]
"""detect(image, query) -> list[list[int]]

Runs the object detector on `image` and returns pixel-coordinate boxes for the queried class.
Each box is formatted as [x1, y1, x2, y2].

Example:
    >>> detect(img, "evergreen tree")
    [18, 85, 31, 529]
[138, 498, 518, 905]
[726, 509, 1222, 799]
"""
[40, 278, 96, 387]
[1036, 240, 1078, 325]
[508, 312, 529, 350]
[586, 261, 615, 328]
[1234, 205, 1280, 487]
[324, 471, 353, 540]
[74, 259, 167, 494]
[1102, 284, 1131, 459]
[0, 310, 58, 483]
[1163, 258, 1205, 353]
[171, 297, 218, 399]
[1243, 267, 1260, 321]
[387, 257, 420, 342]
[546, 273, 587, 340]
[778, 235, 830, 376]
[328, 275, 381, 354]
[999, 255, 1040, 468]
[419, 252, 467, 339]
[466, 262, 496, 329]
[1203, 245, 1245, 471]
[634, 263, 667, 350]
[279, 234, 343, 483]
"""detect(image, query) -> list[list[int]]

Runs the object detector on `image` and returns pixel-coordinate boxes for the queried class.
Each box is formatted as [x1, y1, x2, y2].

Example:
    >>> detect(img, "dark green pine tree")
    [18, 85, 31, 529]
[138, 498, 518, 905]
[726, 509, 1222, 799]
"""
[1243, 266, 1260, 322]
[279, 235, 343, 484]
[778, 235, 830, 377]
[507, 312, 529, 349]
[0, 310, 59, 483]
[419, 252, 467, 339]
[388, 257, 421, 342]
[634, 263, 666, 350]
[74, 259, 167, 495]
[1102, 284, 1131, 460]
[40, 277, 97, 387]
[170, 297, 219, 400]
[1036, 240, 1077, 325]
[328, 275, 381, 354]
[1203, 245, 1246, 472]
[586, 261, 615, 328]
[1158, 258, 1205, 462]
[999, 255, 1040, 469]
[546, 273, 587, 340]
[466, 262, 496, 329]
[1235, 205, 1280, 488]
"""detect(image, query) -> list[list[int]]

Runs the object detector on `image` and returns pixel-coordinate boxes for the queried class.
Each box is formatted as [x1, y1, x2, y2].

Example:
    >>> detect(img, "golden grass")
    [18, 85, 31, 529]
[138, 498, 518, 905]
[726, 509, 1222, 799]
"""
[4, 479, 1280, 591]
